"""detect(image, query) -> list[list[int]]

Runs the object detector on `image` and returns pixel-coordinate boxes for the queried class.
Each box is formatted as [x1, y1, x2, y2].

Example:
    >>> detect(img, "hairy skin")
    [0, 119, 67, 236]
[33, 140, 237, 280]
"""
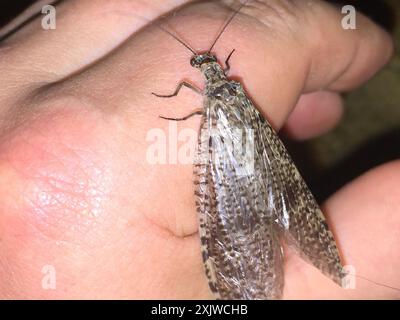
[0, 0, 398, 299]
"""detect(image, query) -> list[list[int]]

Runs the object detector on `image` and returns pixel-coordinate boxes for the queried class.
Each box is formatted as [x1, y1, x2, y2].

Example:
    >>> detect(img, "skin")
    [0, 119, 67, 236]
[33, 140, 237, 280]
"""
[0, 0, 398, 299]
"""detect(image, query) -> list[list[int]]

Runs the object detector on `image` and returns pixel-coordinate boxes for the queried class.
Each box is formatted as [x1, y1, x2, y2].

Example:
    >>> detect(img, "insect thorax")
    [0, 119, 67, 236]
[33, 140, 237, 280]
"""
[201, 62, 227, 84]
[201, 62, 239, 101]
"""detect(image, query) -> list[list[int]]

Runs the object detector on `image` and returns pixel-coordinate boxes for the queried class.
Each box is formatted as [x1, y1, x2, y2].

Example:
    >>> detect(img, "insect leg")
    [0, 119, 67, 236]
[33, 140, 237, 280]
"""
[224, 49, 236, 74]
[152, 81, 202, 98]
[159, 110, 203, 121]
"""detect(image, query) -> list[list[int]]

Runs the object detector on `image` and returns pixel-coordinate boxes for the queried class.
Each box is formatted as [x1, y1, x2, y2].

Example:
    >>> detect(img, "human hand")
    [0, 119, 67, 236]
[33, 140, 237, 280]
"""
[0, 0, 397, 299]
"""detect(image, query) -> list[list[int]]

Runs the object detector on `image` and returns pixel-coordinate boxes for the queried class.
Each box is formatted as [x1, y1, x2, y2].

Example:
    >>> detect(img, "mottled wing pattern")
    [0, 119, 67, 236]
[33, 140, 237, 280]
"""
[258, 119, 346, 285]
[194, 80, 345, 300]
[194, 96, 284, 300]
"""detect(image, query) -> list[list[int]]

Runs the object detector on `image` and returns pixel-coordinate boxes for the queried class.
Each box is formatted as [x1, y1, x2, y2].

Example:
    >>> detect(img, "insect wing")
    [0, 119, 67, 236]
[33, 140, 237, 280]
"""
[195, 81, 344, 299]
[258, 111, 345, 285]
[195, 82, 284, 300]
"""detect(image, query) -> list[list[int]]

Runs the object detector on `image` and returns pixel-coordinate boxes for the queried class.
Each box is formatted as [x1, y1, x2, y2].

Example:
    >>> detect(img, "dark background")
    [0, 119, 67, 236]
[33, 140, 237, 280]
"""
[0, 0, 36, 26]
[0, 0, 399, 201]
[0, 0, 396, 33]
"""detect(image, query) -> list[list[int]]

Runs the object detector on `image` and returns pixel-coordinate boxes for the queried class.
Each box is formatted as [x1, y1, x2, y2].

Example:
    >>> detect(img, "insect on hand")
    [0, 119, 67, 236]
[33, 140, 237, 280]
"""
[152, 1, 346, 300]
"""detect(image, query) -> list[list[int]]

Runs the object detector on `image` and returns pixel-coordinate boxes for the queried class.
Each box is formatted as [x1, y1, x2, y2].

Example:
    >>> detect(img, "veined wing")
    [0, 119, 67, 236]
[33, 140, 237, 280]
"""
[195, 81, 286, 300]
[194, 81, 344, 300]
[257, 112, 346, 285]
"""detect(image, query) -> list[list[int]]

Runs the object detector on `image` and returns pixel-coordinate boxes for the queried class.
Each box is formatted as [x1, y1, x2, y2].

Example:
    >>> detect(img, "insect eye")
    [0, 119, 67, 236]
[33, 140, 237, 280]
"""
[190, 57, 198, 67]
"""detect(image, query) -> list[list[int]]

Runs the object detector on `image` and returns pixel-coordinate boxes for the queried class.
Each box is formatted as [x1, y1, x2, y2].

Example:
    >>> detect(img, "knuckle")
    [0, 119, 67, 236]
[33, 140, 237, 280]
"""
[241, 0, 306, 34]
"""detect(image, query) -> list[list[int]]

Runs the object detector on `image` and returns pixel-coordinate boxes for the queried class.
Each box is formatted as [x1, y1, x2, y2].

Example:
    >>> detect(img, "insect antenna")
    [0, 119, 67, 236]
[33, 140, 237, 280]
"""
[155, 22, 198, 55]
[207, 0, 250, 54]
[152, 0, 250, 56]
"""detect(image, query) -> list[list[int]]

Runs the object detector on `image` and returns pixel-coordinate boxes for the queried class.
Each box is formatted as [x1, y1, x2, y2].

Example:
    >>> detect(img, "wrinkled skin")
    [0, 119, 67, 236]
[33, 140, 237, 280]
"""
[0, 0, 398, 299]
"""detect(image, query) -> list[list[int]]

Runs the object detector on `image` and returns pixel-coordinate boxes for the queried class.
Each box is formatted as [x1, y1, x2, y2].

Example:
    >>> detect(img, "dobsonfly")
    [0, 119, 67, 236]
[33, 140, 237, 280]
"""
[152, 0, 346, 300]
[0, 0, 398, 300]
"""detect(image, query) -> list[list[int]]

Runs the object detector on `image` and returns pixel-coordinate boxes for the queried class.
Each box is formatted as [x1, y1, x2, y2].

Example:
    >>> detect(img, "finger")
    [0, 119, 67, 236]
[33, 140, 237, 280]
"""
[231, 0, 394, 128]
[29, 0, 395, 241]
[1, 0, 394, 299]
[283, 91, 343, 140]
[0, 0, 192, 85]
[283, 161, 400, 299]
[100, 0, 393, 130]
[0, 0, 59, 41]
